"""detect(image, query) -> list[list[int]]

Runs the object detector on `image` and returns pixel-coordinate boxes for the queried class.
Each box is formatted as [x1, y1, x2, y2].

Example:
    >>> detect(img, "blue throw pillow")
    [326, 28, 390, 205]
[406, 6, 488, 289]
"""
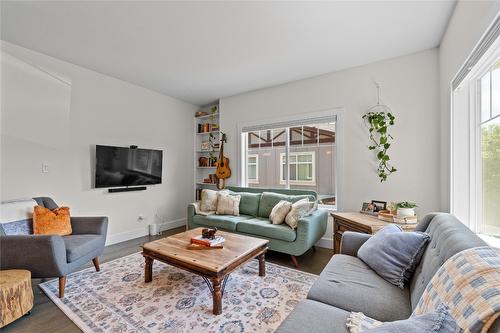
[363, 304, 460, 333]
[358, 224, 430, 288]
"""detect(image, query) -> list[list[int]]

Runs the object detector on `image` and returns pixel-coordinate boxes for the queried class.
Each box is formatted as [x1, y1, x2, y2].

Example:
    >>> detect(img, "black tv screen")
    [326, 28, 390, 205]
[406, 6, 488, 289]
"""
[95, 145, 163, 188]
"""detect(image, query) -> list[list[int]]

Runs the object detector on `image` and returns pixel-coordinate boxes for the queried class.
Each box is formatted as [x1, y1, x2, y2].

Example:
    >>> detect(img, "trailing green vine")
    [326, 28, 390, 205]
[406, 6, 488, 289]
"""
[362, 111, 396, 182]
[208, 105, 218, 165]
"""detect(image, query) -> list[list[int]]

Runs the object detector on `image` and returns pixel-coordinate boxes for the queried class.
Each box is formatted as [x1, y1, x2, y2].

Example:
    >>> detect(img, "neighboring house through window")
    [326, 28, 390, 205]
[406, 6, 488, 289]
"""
[279, 152, 315, 185]
[247, 154, 259, 184]
[239, 110, 340, 209]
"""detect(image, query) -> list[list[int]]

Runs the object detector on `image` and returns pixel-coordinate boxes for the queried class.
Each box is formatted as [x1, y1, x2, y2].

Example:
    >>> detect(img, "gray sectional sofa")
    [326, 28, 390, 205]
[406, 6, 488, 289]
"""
[276, 213, 500, 333]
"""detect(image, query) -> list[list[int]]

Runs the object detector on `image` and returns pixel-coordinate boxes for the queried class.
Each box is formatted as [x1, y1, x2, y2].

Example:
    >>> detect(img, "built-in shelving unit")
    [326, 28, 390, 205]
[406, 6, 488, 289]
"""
[194, 102, 220, 200]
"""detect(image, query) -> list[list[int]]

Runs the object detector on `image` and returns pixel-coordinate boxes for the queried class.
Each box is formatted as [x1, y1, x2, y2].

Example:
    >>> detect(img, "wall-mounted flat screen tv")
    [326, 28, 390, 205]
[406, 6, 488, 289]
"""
[95, 145, 163, 188]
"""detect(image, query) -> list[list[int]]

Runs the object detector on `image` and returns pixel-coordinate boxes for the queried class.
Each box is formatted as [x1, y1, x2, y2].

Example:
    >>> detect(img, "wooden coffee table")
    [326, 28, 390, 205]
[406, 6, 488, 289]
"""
[142, 228, 269, 315]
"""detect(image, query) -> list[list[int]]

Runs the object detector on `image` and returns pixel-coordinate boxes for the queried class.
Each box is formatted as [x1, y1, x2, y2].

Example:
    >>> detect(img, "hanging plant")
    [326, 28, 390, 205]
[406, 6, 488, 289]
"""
[363, 84, 397, 182]
[208, 105, 218, 165]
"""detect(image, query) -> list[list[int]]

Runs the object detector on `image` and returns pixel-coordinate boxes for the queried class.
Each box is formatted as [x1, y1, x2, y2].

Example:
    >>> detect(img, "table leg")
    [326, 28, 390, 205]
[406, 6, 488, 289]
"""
[212, 278, 222, 315]
[144, 255, 153, 283]
[258, 253, 266, 277]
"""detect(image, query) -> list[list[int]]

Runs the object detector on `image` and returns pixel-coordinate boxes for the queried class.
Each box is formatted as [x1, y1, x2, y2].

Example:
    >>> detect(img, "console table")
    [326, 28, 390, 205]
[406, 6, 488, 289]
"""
[331, 212, 417, 254]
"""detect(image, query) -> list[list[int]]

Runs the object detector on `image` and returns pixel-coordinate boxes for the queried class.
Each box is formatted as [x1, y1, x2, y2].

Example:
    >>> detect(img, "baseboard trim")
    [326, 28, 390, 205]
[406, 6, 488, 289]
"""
[157, 218, 187, 232]
[105, 218, 187, 246]
[316, 236, 333, 249]
[106, 227, 149, 246]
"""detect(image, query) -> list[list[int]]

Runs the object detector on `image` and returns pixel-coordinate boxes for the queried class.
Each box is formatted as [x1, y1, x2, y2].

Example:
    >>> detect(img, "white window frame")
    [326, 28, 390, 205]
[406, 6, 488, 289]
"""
[450, 33, 500, 242]
[237, 108, 344, 211]
[247, 154, 259, 184]
[279, 151, 316, 186]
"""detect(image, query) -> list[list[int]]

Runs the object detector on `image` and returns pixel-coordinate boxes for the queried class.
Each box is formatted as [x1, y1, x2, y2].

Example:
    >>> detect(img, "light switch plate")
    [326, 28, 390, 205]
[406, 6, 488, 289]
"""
[42, 163, 49, 173]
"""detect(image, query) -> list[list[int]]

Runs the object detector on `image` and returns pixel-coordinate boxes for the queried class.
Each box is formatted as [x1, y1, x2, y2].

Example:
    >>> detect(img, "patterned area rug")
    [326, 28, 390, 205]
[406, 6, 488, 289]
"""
[39, 253, 317, 333]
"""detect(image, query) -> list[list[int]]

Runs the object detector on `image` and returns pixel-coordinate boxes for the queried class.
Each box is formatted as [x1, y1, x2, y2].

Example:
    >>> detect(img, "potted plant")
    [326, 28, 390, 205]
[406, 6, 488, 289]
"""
[396, 201, 417, 217]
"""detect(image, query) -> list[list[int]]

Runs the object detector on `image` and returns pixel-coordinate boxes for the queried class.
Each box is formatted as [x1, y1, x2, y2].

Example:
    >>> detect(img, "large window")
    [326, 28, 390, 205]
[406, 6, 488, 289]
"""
[240, 115, 337, 208]
[479, 63, 500, 237]
[451, 32, 499, 245]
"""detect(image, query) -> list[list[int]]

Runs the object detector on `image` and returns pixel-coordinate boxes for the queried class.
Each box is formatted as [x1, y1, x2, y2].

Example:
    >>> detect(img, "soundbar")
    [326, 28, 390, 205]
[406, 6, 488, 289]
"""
[108, 186, 147, 193]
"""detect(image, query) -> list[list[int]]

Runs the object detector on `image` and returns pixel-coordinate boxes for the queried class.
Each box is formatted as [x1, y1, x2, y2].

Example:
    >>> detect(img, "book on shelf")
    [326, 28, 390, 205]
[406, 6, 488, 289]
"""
[191, 235, 225, 247]
[378, 212, 418, 224]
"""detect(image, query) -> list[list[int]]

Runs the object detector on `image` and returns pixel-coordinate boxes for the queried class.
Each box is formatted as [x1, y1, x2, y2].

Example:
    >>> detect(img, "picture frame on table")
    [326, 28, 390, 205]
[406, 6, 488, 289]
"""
[371, 200, 387, 212]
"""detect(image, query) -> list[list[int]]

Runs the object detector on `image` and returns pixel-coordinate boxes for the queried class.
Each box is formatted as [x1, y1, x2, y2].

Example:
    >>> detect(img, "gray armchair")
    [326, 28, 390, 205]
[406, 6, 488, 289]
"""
[0, 197, 108, 298]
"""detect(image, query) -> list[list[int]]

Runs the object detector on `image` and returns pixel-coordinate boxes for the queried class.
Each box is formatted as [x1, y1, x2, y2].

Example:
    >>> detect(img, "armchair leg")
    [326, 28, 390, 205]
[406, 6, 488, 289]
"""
[290, 255, 299, 268]
[58, 276, 66, 298]
[92, 257, 100, 272]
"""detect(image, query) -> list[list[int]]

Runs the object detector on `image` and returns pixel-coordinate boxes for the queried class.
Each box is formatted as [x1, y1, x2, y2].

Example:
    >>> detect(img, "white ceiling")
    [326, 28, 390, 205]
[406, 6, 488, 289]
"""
[1, 1, 456, 106]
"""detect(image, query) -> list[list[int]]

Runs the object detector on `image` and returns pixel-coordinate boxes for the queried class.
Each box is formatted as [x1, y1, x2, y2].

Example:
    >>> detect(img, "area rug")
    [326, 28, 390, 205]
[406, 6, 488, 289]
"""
[39, 252, 317, 333]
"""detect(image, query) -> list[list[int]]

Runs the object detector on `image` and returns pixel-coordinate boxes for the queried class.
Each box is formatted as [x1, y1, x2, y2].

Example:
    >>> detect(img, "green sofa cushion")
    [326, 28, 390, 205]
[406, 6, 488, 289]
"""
[236, 218, 297, 242]
[229, 191, 261, 217]
[258, 192, 315, 218]
[192, 214, 253, 231]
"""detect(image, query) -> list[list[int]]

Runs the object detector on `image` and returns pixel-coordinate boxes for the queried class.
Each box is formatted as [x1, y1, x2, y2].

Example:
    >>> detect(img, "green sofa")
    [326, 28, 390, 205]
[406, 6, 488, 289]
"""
[187, 186, 328, 266]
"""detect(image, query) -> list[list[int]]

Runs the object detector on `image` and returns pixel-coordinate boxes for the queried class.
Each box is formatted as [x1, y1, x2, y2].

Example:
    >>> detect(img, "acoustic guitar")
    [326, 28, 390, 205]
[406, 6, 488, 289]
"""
[215, 133, 231, 189]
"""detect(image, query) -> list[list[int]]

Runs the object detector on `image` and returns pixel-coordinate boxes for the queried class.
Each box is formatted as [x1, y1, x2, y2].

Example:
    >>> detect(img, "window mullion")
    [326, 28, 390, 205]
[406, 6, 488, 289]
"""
[285, 127, 290, 189]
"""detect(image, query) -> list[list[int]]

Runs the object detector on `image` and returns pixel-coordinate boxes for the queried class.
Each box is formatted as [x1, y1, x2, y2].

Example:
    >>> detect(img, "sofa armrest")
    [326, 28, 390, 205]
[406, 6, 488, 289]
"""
[187, 202, 198, 229]
[340, 231, 371, 257]
[296, 209, 328, 248]
[70, 216, 108, 235]
[0, 235, 68, 277]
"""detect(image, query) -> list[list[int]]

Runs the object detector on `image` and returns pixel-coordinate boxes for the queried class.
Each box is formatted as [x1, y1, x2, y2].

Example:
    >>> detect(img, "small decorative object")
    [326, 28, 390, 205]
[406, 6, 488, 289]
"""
[201, 141, 210, 151]
[371, 200, 387, 212]
[202, 227, 218, 240]
[396, 201, 417, 217]
[363, 83, 397, 182]
[198, 156, 209, 167]
[195, 111, 209, 117]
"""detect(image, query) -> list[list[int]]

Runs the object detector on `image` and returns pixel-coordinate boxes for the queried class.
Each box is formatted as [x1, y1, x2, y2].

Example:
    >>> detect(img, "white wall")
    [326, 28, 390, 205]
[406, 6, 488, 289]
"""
[439, 1, 500, 212]
[1, 41, 197, 244]
[220, 49, 441, 246]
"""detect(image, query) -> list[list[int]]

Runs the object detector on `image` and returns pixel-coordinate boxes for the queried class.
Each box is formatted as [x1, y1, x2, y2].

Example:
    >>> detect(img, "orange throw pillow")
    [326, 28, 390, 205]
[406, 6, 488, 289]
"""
[33, 205, 72, 236]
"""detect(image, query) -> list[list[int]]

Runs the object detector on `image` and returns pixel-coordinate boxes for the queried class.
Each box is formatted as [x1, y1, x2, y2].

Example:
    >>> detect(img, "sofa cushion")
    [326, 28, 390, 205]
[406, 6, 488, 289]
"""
[192, 214, 253, 231]
[307, 254, 412, 322]
[409, 213, 487, 309]
[275, 299, 350, 333]
[216, 193, 240, 216]
[358, 224, 430, 288]
[236, 218, 297, 242]
[230, 191, 261, 216]
[258, 192, 315, 218]
[63, 234, 104, 262]
[346, 303, 460, 333]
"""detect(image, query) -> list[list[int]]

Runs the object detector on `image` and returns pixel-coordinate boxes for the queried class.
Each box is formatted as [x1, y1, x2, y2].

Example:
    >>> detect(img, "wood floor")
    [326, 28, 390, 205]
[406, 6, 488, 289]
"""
[2, 227, 333, 333]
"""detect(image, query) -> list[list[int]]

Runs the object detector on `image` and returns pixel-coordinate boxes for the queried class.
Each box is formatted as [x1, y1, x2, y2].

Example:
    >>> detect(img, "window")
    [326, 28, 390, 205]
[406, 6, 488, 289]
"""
[247, 154, 259, 184]
[280, 152, 315, 185]
[451, 31, 500, 244]
[240, 113, 338, 208]
[479, 63, 500, 237]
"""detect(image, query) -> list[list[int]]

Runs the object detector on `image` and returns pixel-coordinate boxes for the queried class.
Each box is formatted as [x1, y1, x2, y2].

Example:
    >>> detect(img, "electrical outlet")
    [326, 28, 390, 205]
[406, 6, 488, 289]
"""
[42, 163, 49, 173]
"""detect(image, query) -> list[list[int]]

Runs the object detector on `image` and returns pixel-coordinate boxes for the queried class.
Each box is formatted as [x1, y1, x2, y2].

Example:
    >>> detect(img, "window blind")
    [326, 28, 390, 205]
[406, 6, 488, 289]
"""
[241, 115, 337, 133]
[452, 14, 500, 90]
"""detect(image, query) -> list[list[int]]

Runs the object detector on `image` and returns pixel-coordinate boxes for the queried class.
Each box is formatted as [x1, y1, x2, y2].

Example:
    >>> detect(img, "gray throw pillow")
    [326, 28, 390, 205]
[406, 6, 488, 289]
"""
[358, 224, 430, 288]
[363, 304, 460, 333]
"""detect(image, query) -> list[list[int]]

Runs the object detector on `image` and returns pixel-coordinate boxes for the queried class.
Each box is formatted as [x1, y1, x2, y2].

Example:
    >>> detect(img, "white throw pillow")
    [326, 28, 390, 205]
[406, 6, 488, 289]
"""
[200, 189, 228, 212]
[285, 199, 317, 229]
[269, 200, 292, 225]
[216, 193, 241, 216]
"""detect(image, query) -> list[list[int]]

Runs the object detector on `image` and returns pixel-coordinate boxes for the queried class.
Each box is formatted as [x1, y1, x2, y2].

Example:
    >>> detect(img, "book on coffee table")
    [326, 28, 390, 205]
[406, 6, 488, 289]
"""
[191, 235, 225, 247]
